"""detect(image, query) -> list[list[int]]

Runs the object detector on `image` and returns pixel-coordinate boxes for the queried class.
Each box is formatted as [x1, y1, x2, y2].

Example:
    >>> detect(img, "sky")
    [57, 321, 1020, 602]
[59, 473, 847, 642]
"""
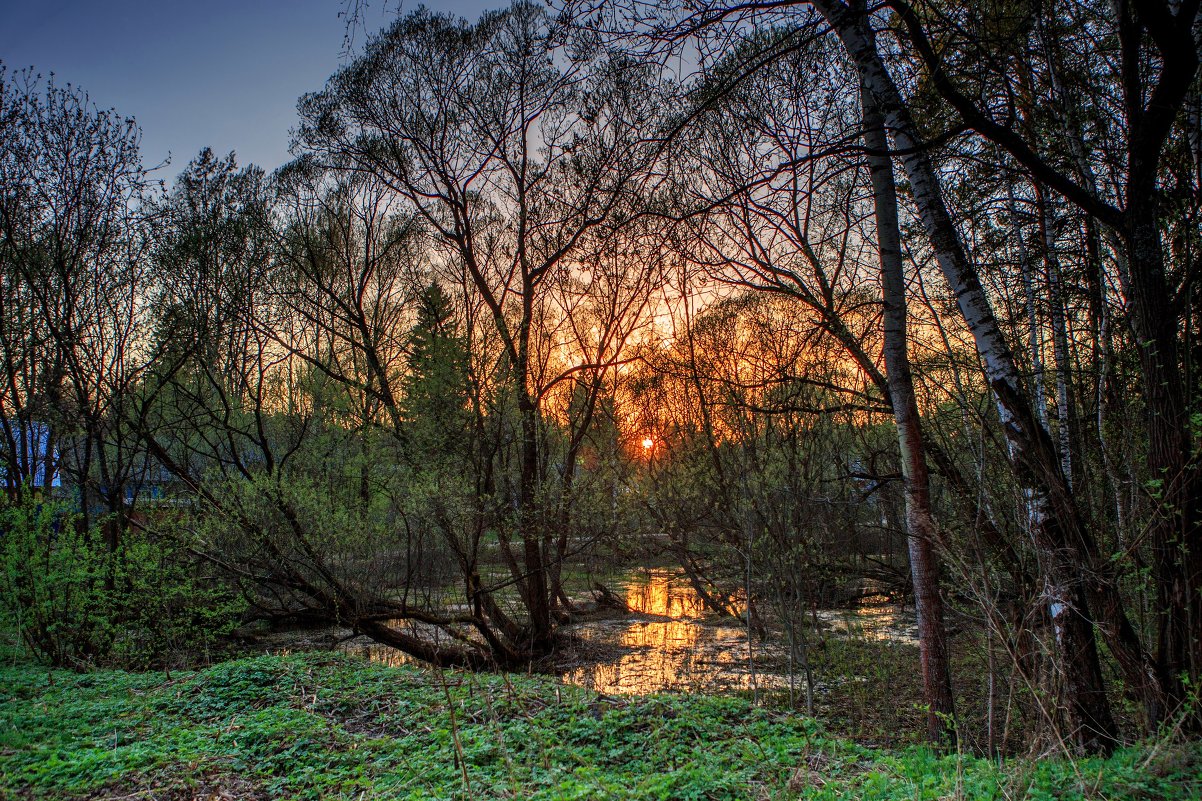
[1, 1, 496, 179]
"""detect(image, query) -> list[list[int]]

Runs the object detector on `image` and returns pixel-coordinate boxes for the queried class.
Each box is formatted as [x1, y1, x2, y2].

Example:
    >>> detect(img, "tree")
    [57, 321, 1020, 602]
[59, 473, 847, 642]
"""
[402, 281, 472, 463]
[860, 76, 956, 743]
[150, 148, 274, 391]
[0, 65, 152, 534]
[297, 1, 666, 657]
[882, 0, 1202, 728]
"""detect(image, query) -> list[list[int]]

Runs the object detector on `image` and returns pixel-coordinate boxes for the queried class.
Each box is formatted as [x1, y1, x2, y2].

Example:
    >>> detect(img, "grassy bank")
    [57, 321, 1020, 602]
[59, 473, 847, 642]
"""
[1, 652, 1198, 800]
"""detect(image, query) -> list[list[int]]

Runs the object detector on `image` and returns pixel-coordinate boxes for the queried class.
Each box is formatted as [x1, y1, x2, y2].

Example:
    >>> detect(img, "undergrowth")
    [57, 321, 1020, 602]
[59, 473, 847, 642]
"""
[1, 650, 1198, 800]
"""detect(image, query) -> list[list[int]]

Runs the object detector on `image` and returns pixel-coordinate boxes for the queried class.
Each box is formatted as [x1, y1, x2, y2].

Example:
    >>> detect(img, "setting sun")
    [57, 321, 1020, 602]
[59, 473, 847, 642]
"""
[642, 437, 654, 451]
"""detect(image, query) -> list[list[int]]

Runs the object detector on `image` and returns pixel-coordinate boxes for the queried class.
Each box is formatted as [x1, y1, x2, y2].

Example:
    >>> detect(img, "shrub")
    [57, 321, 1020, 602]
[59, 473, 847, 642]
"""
[0, 490, 244, 669]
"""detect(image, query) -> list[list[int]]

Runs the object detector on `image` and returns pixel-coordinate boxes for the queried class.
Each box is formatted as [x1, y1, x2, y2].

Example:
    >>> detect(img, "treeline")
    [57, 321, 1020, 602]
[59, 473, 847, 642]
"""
[1, 0, 1200, 755]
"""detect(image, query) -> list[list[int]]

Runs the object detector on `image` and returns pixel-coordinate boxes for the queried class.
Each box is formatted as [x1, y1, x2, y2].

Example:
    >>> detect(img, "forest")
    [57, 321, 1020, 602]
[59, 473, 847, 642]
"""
[2, 0, 1201, 797]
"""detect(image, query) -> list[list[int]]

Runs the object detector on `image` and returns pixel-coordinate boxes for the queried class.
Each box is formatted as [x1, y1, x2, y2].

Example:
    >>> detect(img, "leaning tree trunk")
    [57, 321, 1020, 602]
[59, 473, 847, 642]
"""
[813, 0, 1119, 753]
[860, 80, 956, 745]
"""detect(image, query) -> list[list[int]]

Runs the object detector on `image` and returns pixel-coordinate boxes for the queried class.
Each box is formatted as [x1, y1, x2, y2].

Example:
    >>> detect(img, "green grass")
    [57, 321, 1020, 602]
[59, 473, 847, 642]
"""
[1, 651, 1198, 800]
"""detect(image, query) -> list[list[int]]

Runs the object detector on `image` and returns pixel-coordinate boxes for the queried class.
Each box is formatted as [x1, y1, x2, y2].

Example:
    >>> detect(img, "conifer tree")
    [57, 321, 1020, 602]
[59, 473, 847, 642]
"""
[401, 281, 471, 465]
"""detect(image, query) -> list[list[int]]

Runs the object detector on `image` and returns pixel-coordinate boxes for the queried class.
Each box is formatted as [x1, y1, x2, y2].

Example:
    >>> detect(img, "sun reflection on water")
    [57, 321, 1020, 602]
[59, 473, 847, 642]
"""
[560, 569, 781, 694]
[339, 568, 916, 695]
[624, 568, 706, 618]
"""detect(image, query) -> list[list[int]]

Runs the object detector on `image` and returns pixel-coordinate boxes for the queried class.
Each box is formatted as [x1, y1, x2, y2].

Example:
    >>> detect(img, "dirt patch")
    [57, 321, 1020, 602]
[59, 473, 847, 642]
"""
[88, 770, 267, 801]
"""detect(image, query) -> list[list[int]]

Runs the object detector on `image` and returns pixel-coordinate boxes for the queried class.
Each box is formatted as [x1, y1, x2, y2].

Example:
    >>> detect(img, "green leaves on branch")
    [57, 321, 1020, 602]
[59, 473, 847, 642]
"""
[0, 491, 245, 670]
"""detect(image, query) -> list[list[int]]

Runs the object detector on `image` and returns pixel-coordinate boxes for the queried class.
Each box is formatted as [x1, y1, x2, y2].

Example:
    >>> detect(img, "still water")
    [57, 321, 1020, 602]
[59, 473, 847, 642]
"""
[340, 568, 916, 695]
[561, 568, 775, 694]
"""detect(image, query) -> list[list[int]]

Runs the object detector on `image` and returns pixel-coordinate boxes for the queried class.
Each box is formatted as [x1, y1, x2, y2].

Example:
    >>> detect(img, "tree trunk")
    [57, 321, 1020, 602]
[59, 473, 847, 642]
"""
[1012, 202, 1049, 430]
[518, 388, 553, 653]
[1124, 205, 1201, 726]
[860, 79, 956, 744]
[1035, 186, 1077, 491]
[813, 0, 1119, 752]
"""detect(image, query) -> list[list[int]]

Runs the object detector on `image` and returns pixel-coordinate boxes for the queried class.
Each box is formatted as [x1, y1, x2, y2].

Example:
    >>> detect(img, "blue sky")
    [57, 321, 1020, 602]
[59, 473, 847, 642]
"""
[1, 1, 495, 178]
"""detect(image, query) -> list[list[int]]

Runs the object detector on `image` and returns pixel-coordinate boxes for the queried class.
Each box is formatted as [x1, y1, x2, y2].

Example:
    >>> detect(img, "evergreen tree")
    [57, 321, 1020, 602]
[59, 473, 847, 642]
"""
[401, 282, 471, 464]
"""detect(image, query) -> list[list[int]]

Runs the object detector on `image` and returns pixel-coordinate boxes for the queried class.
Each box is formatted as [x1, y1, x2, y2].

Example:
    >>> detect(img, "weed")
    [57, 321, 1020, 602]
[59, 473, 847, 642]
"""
[1, 651, 1197, 799]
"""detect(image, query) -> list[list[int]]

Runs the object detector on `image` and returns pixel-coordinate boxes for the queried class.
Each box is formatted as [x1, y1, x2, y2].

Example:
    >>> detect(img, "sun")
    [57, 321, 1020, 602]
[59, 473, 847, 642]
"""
[642, 437, 654, 451]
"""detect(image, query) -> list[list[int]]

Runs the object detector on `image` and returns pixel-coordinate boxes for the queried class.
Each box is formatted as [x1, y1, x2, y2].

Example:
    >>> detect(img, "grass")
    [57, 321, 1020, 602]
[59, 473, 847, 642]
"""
[1, 651, 1199, 800]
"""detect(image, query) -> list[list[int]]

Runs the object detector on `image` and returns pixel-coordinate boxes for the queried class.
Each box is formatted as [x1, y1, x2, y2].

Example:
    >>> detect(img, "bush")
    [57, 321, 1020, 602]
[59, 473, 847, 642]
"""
[0, 491, 245, 669]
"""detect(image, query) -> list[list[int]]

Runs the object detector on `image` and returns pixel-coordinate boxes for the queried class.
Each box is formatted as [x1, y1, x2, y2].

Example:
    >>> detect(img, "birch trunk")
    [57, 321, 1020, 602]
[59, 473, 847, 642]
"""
[1035, 187, 1077, 490]
[1012, 205, 1049, 430]
[813, 0, 1119, 752]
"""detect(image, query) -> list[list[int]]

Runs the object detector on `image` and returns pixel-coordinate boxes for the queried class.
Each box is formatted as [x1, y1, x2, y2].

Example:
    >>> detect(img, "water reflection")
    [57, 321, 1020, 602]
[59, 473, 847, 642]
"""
[341, 642, 409, 668]
[623, 568, 706, 618]
[560, 620, 780, 694]
[816, 599, 918, 643]
[338, 568, 917, 695]
[561, 569, 786, 694]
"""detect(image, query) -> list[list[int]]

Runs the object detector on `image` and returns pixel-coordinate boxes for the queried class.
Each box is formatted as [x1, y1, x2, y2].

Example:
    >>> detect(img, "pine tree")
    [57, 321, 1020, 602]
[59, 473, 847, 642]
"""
[401, 282, 471, 464]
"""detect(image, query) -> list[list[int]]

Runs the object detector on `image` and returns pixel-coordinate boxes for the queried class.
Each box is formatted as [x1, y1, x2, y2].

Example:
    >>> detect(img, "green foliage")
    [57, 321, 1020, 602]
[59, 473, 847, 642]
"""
[110, 527, 247, 669]
[0, 495, 119, 666]
[1, 652, 1197, 799]
[0, 492, 245, 669]
[402, 280, 473, 466]
[197, 445, 461, 605]
[151, 146, 273, 367]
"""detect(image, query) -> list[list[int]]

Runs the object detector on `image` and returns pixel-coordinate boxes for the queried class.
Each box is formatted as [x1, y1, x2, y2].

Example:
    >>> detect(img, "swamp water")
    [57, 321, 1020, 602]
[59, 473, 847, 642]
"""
[561, 568, 772, 694]
[340, 568, 918, 696]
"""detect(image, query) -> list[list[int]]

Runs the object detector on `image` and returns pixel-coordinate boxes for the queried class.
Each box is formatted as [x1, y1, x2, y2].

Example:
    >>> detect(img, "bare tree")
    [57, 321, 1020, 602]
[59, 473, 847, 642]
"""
[296, 1, 666, 658]
[0, 66, 152, 536]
